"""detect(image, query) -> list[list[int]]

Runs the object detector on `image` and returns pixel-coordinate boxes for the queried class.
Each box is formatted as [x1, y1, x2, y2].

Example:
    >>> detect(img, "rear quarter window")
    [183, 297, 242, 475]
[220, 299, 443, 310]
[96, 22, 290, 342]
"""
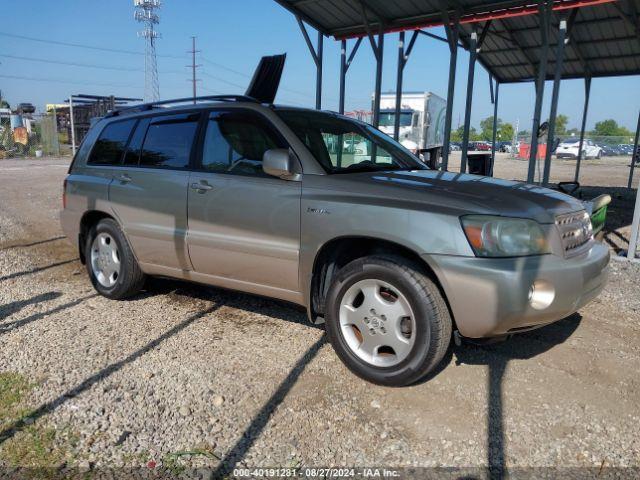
[87, 119, 136, 166]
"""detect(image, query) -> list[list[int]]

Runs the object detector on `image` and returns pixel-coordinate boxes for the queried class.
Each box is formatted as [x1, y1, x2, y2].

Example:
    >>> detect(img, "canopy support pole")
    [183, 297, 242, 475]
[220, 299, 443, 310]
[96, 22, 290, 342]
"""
[629, 179, 640, 260]
[339, 37, 363, 114]
[441, 12, 460, 171]
[542, 18, 567, 187]
[339, 40, 347, 115]
[461, 27, 478, 174]
[490, 79, 500, 176]
[296, 16, 323, 110]
[315, 32, 323, 110]
[627, 109, 640, 189]
[372, 31, 384, 128]
[628, 110, 640, 259]
[393, 30, 419, 141]
[527, 0, 553, 183]
[337, 38, 362, 167]
[574, 75, 591, 183]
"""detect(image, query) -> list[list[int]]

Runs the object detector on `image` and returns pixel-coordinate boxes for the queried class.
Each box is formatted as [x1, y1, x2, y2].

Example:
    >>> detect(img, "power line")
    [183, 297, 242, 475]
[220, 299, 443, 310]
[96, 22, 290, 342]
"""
[201, 56, 250, 78]
[0, 73, 131, 88]
[0, 31, 183, 59]
[0, 53, 139, 72]
[201, 71, 246, 90]
[201, 55, 328, 101]
[0, 52, 184, 75]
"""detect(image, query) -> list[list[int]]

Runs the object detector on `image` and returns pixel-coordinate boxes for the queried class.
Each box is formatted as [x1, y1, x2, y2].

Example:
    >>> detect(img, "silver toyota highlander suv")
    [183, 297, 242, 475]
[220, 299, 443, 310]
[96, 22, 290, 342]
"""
[61, 95, 609, 386]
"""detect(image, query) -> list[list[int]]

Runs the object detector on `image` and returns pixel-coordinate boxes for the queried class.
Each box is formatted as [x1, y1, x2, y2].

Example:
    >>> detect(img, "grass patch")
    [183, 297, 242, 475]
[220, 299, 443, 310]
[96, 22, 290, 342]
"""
[162, 446, 220, 475]
[0, 371, 73, 474]
[0, 372, 33, 429]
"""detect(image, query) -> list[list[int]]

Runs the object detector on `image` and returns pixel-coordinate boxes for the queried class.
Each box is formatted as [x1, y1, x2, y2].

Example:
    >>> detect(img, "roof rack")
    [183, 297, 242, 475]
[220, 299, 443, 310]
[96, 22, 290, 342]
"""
[105, 95, 259, 118]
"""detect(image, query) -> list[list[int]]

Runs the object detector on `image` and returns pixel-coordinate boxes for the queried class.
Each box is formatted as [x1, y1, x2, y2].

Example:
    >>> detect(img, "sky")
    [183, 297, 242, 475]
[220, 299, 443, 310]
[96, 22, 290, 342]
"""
[1, 0, 639, 133]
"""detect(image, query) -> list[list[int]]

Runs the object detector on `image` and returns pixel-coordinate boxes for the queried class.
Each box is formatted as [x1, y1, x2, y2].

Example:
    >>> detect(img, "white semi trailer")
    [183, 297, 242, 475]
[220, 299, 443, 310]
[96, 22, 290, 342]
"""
[376, 91, 447, 165]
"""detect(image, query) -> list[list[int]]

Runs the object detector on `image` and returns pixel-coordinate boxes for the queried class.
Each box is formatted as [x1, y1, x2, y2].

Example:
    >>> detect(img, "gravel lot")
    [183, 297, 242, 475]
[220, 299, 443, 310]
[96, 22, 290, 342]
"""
[0, 156, 639, 477]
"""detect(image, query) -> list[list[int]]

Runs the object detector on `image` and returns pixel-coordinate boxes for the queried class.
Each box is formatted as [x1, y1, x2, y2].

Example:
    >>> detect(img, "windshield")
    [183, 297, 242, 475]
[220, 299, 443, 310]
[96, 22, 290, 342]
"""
[378, 111, 412, 127]
[276, 109, 426, 174]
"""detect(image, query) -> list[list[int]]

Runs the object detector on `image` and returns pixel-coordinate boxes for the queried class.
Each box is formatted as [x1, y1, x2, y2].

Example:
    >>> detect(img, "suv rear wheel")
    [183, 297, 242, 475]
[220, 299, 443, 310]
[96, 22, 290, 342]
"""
[86, 218, 146, 299]
[324, 255, 452, 386]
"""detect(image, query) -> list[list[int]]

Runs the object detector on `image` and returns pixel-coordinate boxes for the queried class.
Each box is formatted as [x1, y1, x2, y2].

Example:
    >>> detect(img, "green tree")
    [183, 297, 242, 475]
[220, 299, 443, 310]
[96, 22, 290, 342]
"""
[451, 125, 480, 142]
[498, 122, 514, 142]
[592, 119, 632, 137]
[555, 114, 569, 136]
[0, 100, 9, 109]
[480, 116, 498, 140]
[479, 116, 515, 142]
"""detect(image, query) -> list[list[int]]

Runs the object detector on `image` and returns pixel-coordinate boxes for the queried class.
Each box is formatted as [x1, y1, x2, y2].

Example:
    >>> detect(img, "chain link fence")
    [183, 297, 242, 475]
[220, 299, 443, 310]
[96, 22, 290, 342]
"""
[0, 112, 61, 159]
[513, 135, 638, 160]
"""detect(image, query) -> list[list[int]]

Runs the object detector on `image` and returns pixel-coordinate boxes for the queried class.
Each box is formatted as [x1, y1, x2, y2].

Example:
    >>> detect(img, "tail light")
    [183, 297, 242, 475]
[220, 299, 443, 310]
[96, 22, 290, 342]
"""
[62, 178, 68, 209]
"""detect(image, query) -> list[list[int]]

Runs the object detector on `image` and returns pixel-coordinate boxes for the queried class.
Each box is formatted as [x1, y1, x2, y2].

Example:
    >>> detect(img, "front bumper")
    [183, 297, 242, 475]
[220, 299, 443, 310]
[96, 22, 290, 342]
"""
[425, 242, 609, 338]
[556, 152, 577, 159]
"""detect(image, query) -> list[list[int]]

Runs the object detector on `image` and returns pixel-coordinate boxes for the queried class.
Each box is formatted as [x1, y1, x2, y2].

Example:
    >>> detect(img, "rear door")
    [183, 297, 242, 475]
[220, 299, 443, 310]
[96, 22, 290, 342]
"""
[186, 109, 301, 295]
[108, 111, 201, 271]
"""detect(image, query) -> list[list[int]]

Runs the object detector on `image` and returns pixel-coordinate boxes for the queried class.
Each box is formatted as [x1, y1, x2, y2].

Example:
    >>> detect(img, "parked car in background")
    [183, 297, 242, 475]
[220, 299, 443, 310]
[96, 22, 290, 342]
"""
[598, 144, 619, 157]
[618, 144, 634, 156]
[16, 103, 35, 115]
[468, 141, 491, 151]
[449, 142, 461, 152]
[556, 139, 602, 159]
[497, 141, 512, 153]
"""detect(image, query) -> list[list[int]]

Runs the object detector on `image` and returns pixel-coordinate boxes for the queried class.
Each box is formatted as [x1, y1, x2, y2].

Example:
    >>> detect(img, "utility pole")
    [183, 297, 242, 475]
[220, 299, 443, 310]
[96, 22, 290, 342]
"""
[188, 36, 201, 103]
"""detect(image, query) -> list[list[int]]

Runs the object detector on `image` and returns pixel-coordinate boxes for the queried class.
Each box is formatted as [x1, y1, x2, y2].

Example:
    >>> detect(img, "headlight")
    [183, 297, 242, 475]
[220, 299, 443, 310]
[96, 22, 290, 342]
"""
[461, 215, 550, 257]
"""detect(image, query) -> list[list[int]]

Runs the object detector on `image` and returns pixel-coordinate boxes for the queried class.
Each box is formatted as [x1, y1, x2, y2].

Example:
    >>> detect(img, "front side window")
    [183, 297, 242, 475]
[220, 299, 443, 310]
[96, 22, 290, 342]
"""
[200, 110, 284, 177]
[139, 113, 200, 169]
[277, 109, 425, 174]
[88, 119, 136, 165]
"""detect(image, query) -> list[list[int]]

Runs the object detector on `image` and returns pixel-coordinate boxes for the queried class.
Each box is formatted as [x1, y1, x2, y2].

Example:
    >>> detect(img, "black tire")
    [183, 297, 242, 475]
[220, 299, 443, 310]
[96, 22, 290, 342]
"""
[324, 255, 452, 387]
[85, 218, 146, 299]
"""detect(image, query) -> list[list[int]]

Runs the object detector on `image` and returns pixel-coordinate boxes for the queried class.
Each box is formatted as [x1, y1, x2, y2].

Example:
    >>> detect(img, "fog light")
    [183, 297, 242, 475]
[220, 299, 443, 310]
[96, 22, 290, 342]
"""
[528, 280, 555, 310]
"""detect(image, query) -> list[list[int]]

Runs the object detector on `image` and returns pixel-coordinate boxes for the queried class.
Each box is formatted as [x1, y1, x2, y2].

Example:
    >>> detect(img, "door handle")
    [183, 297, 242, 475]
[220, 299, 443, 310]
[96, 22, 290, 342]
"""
[116, 174, 132, 183]
[190, 181, 213, 192]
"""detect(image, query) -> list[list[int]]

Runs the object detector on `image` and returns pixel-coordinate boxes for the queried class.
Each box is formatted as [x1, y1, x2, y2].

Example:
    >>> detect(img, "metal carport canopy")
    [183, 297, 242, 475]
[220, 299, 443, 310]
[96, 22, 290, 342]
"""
[275, 0, 640, 83]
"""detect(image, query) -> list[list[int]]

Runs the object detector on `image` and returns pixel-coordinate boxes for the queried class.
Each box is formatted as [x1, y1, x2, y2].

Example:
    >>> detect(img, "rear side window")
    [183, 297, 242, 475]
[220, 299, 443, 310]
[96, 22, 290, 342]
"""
[139, 113, 200, 169]
[88, 120, 136, 165]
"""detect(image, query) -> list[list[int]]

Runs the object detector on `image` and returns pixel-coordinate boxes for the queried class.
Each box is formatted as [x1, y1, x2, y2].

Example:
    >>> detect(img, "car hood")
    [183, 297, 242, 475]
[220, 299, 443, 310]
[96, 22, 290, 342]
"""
[316, 169, 586, 224]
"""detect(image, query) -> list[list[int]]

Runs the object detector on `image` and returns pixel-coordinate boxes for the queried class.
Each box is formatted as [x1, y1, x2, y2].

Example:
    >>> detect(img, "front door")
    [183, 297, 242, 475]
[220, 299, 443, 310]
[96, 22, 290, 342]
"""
[187, 109, 301, 296]
[109, 112, 201, 271]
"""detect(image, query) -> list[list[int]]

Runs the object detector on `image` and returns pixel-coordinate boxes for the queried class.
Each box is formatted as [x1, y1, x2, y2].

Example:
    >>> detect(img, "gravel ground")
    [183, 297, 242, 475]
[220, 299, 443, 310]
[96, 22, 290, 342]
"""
[0, 156, 639, 477]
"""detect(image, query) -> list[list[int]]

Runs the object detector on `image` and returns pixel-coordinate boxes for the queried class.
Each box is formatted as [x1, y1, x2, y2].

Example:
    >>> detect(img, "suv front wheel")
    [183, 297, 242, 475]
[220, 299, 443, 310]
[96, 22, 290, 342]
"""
[325, 255, 452, 386]
[85, 218, 146, 299]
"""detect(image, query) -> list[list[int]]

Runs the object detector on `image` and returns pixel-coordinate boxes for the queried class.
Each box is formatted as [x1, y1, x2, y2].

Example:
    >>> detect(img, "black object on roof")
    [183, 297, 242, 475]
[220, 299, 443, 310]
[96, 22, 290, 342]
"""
[245, 54, 287, 104]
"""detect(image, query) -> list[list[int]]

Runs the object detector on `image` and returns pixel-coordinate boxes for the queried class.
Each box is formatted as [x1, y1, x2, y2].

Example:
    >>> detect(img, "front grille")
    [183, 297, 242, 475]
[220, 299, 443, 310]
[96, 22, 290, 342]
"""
[555, 210, 593, 256]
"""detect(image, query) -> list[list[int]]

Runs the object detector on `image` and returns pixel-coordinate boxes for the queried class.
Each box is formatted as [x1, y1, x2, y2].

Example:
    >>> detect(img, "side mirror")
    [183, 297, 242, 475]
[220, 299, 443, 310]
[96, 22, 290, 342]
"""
[263, 148, 295, 179]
